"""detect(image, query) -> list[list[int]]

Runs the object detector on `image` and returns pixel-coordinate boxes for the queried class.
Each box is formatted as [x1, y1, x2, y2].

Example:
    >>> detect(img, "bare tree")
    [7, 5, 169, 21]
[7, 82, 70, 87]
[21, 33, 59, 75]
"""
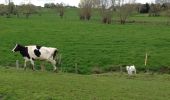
[100, 0, 116, 24]
[79, 0, 93, 20]
[0, 4, 7, 16]
[149, 3, 161, 16]
[20, 4, 36, 18]
[165, 9, 170, 24]
[5, 0, 15, 18]
[161, 3, 170, 10]
[93, 0, 135, 24]
[162, 3, 170, 24]
[116, 0, 136, 24]
[155, 0, 170, 4]
[56, 3, 65, 19]
[0, 2, 17, 17]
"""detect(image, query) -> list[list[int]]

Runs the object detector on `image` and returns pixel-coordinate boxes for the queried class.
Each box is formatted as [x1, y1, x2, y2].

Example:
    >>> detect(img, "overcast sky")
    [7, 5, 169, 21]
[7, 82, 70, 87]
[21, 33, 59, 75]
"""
[0, 0, 155, 7]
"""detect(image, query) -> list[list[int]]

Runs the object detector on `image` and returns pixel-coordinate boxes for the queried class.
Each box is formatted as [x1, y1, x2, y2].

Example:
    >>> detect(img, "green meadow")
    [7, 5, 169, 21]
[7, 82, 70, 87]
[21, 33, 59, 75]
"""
[0, 8, 170, 100]
[0, 8, 170, 73]
[0, 67, 170, 100]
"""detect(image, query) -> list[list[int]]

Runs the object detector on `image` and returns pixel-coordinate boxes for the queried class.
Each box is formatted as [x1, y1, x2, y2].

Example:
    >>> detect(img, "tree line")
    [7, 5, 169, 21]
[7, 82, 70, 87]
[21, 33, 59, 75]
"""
[139, 2, 170, 16]
[0, 0, 170, 24]
[78, 0, 170, 24]
[0, 2, 41, 18]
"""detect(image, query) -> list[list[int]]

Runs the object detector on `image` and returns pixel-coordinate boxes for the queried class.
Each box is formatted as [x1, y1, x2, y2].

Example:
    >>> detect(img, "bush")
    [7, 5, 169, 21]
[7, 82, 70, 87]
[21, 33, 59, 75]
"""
[159, 66, 170, 74]
[91, 66, 103, 74]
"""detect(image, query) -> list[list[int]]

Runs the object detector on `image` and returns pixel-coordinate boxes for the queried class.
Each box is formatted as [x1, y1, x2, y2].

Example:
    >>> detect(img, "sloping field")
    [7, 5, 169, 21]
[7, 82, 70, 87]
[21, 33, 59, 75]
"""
[0, 9, 170, 73]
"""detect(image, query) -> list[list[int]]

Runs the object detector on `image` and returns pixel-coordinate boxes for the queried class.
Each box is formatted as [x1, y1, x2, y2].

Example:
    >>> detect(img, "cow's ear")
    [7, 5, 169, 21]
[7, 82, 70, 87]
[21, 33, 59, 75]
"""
[17, 43, 21, 46]
[16, 43, 19, 47]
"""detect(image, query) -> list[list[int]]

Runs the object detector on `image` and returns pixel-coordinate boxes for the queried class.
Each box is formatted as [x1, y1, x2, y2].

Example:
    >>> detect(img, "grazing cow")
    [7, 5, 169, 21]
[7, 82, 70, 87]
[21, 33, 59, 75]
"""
[12, 44, 58, 71]
[126, 65, 136, 75]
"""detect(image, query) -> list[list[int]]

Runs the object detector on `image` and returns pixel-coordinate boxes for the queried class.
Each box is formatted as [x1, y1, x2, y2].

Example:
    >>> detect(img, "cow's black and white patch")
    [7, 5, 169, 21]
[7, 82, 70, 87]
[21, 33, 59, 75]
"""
[17, 46, 30, 59]
[34, 49, 41, 57]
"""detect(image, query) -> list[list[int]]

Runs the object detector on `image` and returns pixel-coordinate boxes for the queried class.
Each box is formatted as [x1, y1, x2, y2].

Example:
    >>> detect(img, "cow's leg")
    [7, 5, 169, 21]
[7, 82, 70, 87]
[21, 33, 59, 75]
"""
[30, 59, 35, 71]
[41, 62, 45, 71]
[134, 69, 136, 74]
[127, 70, 130, 75]
[128, 70, 132, 76]
[49, 59, 57, 72]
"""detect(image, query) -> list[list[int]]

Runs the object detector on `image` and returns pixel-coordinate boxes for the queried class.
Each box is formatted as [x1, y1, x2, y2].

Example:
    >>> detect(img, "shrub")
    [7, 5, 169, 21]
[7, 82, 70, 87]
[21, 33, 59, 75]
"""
[91, 66, 103, 74]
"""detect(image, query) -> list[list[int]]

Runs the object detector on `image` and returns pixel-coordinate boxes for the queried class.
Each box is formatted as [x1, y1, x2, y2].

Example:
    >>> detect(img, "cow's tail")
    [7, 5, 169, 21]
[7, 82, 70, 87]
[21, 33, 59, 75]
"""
[53, 49, 58, 60]
[53, 49, 61, 66]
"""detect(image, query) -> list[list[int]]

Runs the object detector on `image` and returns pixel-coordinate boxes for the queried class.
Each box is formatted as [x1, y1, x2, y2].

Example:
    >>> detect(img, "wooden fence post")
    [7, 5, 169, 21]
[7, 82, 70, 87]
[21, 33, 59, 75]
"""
[145, 53, 148, 66]
[16, 60, 19, 69]
[145, 52, 149, 72]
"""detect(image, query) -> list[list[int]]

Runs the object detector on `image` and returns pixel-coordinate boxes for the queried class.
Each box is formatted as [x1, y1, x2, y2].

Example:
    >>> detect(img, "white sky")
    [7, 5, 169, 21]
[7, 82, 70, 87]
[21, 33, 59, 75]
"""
[0, 0, 155, 7]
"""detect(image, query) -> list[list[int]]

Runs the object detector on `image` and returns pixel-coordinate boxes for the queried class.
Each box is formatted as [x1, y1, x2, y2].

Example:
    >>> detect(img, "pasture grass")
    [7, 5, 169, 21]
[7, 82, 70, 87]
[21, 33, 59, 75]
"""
[0, 8, 170, 73]
[0, 67, 170, 100]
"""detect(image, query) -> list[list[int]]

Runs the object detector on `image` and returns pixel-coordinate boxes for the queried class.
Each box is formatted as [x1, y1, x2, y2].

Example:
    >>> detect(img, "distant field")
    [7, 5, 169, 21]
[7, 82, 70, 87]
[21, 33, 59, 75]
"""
[0, 8, 170, 73]
[0, 67, 170, 100]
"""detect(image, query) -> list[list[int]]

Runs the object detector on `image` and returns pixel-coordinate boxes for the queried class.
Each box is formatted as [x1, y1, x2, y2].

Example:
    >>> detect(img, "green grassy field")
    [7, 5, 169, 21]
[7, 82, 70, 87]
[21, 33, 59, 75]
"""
[1, 9, 170, 99]
[0, 67, 170, 100]
[0, 8, 170, 73]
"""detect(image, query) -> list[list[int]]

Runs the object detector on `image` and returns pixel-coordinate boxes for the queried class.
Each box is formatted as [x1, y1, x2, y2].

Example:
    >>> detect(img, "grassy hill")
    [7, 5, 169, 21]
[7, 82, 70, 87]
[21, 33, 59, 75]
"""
[0, 67, 170, 100]
[0, 8, 170, 73]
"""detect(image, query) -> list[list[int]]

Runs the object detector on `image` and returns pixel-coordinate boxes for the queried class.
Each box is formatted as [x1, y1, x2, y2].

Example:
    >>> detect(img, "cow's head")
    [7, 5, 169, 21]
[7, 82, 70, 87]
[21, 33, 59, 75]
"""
[12, 44, 22, 52]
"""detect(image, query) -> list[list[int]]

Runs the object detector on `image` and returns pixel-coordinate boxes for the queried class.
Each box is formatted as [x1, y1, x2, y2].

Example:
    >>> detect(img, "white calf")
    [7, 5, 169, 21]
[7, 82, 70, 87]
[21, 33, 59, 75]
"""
[126, 65, 136, 75]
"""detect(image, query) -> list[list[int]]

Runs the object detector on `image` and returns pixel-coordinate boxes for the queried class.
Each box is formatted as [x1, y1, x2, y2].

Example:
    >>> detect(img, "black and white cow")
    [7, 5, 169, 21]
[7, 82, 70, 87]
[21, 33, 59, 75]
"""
[12, 44, 58, 71]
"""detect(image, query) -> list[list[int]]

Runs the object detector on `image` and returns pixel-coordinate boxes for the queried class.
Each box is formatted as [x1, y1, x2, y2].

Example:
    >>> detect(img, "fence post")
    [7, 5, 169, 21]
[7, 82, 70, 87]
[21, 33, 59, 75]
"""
[16, 60, 19, 69]
[145, 52, 148, 66]
[145, 52, 148, 72]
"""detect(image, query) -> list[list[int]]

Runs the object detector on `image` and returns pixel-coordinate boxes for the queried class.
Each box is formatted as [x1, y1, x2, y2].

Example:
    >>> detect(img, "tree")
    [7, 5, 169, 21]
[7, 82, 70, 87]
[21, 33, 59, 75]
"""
[20, 4, 36, 18]
[0, 3, 20, 18]
[161, 3, 170, 24]
[56, 3, 65, 18]
[99, 0, 115, 24]
[139, 3, 150, 13]
[155, 0, 170, 4]
[13, 5, 20, 17]
[6, 2, 15, 18]
[44, 3, 56, 8]
[116, 0, 136, 24]
[79, 0, 93, 20]
[93, 0, 135, 24]
[165, 9, 170, 24]
[0, 4, 7, 16]
[149, 3, 161, 16]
